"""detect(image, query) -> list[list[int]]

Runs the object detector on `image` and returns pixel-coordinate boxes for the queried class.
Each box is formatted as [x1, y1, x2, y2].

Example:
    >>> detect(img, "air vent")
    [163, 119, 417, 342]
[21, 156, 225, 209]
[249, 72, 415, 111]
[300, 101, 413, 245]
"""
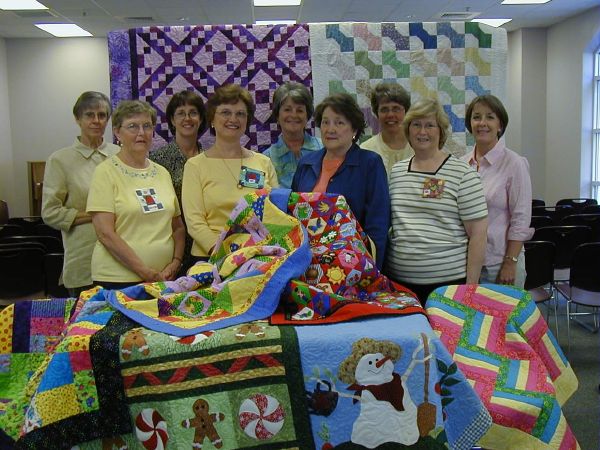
[12, 10, 56, 19]
[437, 11, 481, 21]
[124, 16, 155, 21]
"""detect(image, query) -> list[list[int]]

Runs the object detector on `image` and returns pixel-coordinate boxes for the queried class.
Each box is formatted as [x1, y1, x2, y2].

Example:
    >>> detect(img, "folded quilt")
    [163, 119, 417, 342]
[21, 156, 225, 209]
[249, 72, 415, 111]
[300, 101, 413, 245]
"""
[426, 284, 579, 450]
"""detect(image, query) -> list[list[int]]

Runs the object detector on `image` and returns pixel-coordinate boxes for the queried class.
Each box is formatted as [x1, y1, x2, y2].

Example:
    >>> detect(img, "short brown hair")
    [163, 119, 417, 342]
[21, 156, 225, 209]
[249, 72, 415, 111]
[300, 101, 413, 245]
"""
[270, 82, 315, 123]
[206, 84, 255, 132]
[165, 90, 207, 136]
[314, 93, 366, 142]
[465, 95, 509, 138]
[112, 100, 157, 130]
[403, 98, 450, 149]
[370, 82, 411, 116]
[73, 91, 111, 119]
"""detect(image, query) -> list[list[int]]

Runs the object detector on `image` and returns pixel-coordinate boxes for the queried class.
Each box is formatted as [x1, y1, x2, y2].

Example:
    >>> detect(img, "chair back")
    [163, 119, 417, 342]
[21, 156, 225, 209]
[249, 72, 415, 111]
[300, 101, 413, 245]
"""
[560, 214, 600, 242]
[0, 200, 8, 225]
[43, 253, 68, 297]
[0, 246, 45, 298]
[0, 235, 63, 253]
[0, 224, 24, 238]
[556, 198, 598, 213]
[582, 204, 600, 214]
[532, 225, 591, 268]
[7, 216, 44, 235]
[569, 242, 600, 292]
[33, 223, 62, 241]
[532, 199, 545, 208]
[530, 215, 553, 230]
[532, 205, 574, 225]
[524, 241, 555, 290]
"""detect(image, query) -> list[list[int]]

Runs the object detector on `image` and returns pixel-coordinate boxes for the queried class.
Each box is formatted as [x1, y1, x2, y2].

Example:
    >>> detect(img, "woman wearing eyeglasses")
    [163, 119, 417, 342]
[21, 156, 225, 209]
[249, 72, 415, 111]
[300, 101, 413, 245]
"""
[86, 100, 185, 289]
[182, 84, 278, 262]
[361, 82, 413, 177]
[150, 90, 207, 274]
[386, 98, 488, 304]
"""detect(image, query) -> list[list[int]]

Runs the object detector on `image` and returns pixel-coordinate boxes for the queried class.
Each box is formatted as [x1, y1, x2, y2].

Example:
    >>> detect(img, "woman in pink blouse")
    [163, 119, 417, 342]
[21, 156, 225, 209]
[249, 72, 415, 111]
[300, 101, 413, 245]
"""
[463, 95, 534, 288]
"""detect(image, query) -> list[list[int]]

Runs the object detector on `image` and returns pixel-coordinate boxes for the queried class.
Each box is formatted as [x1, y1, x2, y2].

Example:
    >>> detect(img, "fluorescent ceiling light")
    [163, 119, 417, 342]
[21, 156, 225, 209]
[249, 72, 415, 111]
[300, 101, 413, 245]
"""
[472, 18, 512, 27]
[0, 0, 47, 9]
[35, 23, 92, 37]
[255, 19, 296, 25]
[501, 0, 550, 4]
[254, 0, 301, 6]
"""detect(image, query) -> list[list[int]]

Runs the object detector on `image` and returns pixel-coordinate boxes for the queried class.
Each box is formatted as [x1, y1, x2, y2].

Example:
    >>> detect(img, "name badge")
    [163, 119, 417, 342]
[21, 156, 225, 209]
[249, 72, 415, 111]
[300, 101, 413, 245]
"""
[239, 166, 266, 189]
[135, 188, 165, 213]
[422, 177, 445, 199]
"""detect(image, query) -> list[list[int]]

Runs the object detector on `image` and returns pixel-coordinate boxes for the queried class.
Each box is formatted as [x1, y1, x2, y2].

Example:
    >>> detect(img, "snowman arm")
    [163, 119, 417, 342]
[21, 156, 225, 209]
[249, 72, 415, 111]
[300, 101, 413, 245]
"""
[311, 377, 363, 401]
[402, 342, 433, 379]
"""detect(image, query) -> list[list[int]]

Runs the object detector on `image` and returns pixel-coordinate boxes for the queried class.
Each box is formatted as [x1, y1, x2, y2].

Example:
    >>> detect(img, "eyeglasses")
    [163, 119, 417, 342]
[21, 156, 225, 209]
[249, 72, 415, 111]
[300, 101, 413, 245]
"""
[174, 110, 200, 120]
[122, 122, 154, 134]
[410, 121, 438, 131]
[82, 111, 108, 121]
[379, 106, 405, 115]
[216, 109, 248, 120]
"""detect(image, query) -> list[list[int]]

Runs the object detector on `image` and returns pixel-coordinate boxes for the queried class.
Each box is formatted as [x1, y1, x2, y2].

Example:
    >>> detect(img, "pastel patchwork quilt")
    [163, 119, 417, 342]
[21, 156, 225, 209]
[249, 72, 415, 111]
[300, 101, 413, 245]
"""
[426, 284, 579, 450]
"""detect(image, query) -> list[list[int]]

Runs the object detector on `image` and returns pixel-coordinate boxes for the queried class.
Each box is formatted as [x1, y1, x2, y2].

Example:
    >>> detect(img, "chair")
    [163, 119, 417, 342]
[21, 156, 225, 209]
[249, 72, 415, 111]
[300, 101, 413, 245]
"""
[34, 223, 63, 241]
[530, 215, 553, 230]
[532, 199, 545, 208]
[7, 216, 44, 235]
[524, 241, 558, 334]
[43, 253, 68, 298]
[0, 235, 63, 253]
[560, 214, 600, 242]
[0, 224, 24, 238]
[0, 200, 8, 225]
[582, 204, 600, 214]
[532, 205, 574, 225]
[556, 198, 598, 213]
[0, 246, 45, 299]
[531, 225, 591, 281]
[555, 243, 600, 352]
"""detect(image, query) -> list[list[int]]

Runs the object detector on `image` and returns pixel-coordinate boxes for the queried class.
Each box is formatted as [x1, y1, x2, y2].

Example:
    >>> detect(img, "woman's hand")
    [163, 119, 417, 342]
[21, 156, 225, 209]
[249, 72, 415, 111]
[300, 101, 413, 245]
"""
[496, 260, 517, 285]
[140, 267, 162, 283]
[159, 260, 181, 281]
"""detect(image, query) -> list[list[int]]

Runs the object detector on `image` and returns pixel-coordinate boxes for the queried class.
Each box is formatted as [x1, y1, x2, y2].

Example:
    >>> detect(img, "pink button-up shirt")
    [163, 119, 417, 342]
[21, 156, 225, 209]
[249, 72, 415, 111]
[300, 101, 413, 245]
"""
[462, 140, 534, 266]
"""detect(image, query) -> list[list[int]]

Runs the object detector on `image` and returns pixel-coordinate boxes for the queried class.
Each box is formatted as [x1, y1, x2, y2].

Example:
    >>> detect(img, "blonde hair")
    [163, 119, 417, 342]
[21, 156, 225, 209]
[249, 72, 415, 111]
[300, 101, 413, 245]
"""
[402, 98, 450, 149]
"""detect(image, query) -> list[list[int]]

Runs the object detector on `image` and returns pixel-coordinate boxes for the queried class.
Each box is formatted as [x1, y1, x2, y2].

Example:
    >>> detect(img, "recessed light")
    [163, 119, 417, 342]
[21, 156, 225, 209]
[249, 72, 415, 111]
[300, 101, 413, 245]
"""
[255, 19, 296, 25]
[472, 18, 512, 27]
[254, 0, 301, 6]
[0, 0, 47, 9]
[501, 0, 550, 4]
[35, 23, 92, 37]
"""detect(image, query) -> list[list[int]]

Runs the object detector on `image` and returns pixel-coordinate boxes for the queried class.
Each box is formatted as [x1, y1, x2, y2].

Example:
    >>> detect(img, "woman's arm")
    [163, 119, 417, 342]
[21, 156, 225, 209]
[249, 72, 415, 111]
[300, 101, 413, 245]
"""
[42, 156, 86, 230]
[91, 211, 161, 282]
[463, 216, 488, 284]
[496, 239, 523, 284]
[159, 216, 186, 281]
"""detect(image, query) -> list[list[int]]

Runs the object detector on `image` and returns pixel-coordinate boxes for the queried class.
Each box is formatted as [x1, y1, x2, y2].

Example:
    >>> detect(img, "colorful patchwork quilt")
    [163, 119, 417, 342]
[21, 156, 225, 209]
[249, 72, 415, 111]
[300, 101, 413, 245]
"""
[426, 284, 579, 450]
[0, 295, 491, 449]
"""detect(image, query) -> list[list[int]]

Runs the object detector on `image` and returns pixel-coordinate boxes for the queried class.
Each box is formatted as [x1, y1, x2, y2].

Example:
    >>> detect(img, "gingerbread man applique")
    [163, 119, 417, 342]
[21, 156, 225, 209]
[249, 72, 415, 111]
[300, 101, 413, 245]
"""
[102, 435, 127, 450]
[181, 398, 225, 449]
[121, 328, 150, 360]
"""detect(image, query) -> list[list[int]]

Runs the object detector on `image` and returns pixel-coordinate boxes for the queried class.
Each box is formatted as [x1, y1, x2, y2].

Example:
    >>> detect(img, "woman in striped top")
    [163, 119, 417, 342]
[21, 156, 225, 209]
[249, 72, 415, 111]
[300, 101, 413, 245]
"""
[386, 98, 488, 304]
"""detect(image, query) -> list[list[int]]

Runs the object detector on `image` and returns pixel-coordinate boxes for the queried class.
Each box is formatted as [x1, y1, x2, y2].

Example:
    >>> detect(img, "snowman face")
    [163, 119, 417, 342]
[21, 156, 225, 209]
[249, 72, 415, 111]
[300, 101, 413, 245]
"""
[354, 352, 394, 385]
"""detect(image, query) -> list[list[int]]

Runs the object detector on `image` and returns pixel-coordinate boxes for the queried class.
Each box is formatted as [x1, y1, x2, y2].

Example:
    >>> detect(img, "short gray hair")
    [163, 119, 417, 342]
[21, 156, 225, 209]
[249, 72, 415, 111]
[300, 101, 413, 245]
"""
[112, 100, 157, 129]
[270, 82, 315, 123]
[72, 91, 111, 119]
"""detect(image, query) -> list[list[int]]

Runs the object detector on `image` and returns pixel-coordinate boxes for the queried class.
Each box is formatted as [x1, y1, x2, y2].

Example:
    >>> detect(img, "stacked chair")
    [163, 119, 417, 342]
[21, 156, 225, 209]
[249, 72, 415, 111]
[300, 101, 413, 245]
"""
[524, 241, 559, 334]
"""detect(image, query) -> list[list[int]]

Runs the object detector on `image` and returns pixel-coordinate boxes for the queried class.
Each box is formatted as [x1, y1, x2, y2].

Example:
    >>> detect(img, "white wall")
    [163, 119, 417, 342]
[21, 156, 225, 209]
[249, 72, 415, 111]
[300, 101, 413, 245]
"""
[0, 38, 15, 208]
[4, 38, 111, 216]
[545, 7, 600, 204]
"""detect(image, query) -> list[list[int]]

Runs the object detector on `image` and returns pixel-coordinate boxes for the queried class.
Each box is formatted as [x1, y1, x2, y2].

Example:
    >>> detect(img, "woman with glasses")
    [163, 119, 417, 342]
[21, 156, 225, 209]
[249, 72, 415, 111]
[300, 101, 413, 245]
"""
[182, 84, 278, 262]
[263, 82, 321, 188]
[86, 100, 185, 289]
[150, 90, 207, 274]
[462, 95, 533, 288]
[386, 98, 488, 304]
[291, 93, 390, 269]
[41, 91, 119, 297]
[362, 82, 413, 177]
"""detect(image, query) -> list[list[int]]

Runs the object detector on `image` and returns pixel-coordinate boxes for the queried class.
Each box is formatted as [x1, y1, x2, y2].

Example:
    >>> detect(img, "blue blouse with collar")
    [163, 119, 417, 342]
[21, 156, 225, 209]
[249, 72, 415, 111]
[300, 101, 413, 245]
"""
[291, 143, 390, 269]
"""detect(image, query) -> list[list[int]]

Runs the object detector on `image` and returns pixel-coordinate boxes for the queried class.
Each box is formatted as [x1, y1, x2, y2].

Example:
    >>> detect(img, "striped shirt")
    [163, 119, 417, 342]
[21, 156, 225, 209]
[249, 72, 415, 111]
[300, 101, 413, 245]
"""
[387, 155, 487, 284]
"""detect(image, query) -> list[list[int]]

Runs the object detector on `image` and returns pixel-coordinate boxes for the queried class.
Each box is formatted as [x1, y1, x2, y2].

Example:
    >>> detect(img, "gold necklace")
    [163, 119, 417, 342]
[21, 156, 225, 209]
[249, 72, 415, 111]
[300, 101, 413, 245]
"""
[220, 152, 243, 189]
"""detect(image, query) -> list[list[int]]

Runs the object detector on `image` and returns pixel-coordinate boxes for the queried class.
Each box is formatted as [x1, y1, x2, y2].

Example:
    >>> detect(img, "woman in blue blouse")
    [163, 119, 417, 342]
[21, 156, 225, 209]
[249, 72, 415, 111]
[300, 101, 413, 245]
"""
[292, 93, 390, 269]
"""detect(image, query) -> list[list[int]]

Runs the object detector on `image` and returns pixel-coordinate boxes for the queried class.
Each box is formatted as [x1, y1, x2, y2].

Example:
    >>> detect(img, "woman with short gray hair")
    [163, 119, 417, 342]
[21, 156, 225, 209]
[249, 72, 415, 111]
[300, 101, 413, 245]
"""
[263, 82, 321, 188]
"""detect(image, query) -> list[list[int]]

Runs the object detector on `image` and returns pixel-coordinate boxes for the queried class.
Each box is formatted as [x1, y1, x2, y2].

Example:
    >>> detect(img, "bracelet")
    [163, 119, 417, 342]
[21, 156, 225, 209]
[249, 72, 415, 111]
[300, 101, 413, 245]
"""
[504, 255, 518, 262]
[173, 256, 183, 264]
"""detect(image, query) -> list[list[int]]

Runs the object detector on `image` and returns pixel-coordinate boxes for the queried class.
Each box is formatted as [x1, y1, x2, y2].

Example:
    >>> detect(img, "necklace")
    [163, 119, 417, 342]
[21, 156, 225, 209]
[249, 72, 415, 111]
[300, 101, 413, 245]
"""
[221, 154, 243, 189]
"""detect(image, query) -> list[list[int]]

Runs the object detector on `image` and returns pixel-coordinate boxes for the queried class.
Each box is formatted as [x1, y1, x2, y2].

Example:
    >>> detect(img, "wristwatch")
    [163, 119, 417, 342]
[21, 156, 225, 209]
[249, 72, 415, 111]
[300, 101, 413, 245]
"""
[504, 255, 518, 262]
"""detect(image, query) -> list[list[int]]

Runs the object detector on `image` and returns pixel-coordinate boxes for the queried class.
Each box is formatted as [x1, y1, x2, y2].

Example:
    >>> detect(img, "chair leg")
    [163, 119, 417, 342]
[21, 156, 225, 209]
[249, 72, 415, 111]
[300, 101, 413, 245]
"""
[566, 299, 571, 354]
[551, 286, 559, 336]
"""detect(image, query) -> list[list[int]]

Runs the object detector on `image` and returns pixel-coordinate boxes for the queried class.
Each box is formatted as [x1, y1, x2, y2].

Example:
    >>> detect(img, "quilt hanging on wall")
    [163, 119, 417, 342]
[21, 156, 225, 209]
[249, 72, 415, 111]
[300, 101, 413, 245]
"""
[108, 22, 507, 156]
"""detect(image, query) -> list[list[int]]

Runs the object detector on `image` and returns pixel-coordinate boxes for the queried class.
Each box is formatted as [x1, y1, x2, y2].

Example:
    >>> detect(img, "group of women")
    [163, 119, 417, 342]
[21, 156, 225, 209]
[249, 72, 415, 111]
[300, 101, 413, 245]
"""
[42, 81, 533, 304]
